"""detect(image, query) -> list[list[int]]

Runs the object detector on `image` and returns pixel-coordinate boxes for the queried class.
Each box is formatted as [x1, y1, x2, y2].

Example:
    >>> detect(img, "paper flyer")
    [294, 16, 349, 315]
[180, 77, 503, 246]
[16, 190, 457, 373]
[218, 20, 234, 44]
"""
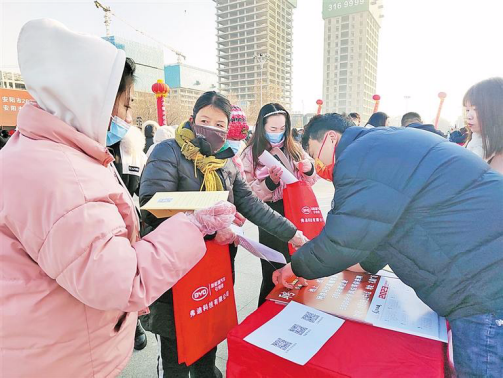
[141, 191, 229, 218]
[267, 270, 448, 343]
[244, 302, 345, 365]
[230, 225, 287, 264]
[258, 150, 298, 184]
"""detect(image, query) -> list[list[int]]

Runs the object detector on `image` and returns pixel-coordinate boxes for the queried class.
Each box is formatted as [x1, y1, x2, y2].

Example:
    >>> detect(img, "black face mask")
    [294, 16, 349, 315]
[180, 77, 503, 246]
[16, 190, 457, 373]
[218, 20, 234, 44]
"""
[192, 124, 228, 154]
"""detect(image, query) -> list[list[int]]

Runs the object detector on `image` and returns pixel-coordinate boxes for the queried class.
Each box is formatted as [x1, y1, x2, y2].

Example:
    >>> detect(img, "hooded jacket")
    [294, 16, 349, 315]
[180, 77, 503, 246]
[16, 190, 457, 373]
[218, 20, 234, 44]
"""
[291, 126, 503, 321]
[0, 19, 206, 378]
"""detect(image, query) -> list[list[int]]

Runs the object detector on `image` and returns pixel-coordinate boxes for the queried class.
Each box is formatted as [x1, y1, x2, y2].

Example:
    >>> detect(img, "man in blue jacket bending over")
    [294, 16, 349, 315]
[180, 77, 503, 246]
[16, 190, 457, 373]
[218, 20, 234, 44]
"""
[273, 113, 503, 378]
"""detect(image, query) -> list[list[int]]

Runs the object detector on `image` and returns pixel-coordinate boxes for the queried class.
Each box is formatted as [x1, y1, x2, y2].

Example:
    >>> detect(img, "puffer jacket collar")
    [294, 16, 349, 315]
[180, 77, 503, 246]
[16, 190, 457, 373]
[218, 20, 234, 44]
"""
[17, 103, 114, 167]
[336, 126, 371, 160]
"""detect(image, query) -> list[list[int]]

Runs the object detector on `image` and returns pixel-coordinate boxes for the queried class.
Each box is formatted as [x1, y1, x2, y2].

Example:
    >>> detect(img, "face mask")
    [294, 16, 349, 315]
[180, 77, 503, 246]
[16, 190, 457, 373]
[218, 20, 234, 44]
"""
[227, 140, 242, 155]
[106, 116, 131, 146]
[314, 133, 337, 181]
[266, 132, 285, 144]
[192, 124, 228, 154]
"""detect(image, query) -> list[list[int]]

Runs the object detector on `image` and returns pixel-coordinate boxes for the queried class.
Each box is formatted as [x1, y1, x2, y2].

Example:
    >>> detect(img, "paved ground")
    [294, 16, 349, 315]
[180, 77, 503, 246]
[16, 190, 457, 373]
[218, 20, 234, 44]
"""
[121, 179, 334, 377]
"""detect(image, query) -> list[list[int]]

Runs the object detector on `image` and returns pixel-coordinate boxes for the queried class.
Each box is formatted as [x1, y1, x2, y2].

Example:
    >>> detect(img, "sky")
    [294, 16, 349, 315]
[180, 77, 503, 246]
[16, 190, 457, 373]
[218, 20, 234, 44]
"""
[1, 0, 502, 126]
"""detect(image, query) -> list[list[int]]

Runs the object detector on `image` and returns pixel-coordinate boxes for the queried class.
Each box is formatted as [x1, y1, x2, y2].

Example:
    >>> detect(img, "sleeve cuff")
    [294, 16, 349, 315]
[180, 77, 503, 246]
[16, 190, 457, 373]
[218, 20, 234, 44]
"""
[204, 232, 217, 241]
[304, 163, 315, 176]
[265, 176, 280, 191]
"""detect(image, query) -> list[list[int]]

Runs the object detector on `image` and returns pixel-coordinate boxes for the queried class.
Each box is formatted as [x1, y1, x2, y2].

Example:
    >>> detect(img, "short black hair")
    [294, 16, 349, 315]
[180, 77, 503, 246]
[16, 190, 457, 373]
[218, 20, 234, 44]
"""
[301, 113, 352, 151]
[193, 91, 232, 122]
[401, 112, 422, 127]
[348, 112, 360, 119]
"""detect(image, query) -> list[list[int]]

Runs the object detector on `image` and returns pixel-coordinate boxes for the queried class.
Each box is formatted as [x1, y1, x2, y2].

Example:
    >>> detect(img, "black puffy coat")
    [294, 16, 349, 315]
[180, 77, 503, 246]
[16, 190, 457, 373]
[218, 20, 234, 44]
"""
[292, 126, 503, 321]
[143, 124, 155, 154]
[139, 133, 297, 336]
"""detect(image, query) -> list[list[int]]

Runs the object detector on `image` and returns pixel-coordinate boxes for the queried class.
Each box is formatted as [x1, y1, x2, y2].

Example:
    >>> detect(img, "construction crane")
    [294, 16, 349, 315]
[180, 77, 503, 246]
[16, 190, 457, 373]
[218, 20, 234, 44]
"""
[94, 1, 187, 64]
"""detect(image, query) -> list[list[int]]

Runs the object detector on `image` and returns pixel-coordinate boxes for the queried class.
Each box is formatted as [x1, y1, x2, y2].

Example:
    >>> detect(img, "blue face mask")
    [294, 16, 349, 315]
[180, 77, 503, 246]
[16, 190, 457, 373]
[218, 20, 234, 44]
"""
[266, 132, 285, 144]
[106, 116, 131, 146]
[227, 140, 242, 155]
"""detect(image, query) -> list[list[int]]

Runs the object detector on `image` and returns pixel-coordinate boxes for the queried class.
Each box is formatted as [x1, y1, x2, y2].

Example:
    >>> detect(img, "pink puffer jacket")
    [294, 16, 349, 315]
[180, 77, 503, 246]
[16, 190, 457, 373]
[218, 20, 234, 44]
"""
[0, 104, 206, 377]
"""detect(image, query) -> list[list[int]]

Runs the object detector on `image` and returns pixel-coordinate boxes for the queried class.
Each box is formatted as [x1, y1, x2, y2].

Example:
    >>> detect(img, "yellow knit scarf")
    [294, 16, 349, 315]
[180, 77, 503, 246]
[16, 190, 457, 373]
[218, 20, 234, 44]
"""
[175, 122, 227, 191]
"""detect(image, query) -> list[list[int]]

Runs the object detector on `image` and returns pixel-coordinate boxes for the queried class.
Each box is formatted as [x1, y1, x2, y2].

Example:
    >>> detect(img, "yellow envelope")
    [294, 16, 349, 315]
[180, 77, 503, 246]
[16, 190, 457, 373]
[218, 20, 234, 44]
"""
[141, 191, 230, 218]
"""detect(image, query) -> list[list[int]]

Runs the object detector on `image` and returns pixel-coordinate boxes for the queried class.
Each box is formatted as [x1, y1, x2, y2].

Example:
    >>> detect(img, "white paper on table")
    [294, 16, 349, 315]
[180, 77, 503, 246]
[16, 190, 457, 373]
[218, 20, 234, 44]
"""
[365, 277, 448, 343]
[244, 302, 345, 365]
[258, 150, 298, 184]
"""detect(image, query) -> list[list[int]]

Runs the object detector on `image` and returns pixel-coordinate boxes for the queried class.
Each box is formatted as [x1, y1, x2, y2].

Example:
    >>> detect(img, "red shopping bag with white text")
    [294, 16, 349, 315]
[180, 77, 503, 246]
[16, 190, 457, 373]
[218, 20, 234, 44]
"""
[173, 241, 237, 365]
[283, 181, 325, 255]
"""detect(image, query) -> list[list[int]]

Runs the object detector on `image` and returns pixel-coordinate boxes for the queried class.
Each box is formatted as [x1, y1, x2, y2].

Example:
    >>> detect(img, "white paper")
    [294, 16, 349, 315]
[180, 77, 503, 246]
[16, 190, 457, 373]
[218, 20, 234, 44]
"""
[365, 277, 448, 343]
[229, 225, 286, 264]
[244, 302, 345, 365]
[237, 234, 287, 265]
[258, 150, 298, 184]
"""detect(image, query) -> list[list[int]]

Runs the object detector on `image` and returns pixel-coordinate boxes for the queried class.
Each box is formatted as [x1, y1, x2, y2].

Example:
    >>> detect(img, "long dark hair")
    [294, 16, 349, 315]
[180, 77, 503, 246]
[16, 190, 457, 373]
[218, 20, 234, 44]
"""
[192, 91, 232, 123]
[463, 77, 503, 159]
[366, 111, 389, 127]
[245, 103, 303, 170]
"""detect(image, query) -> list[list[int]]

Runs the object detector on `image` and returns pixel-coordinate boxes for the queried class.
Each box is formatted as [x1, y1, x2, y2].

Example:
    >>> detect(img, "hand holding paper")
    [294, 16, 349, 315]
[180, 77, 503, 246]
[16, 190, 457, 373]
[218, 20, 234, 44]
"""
[215, 227, 237, 245]
[259, 150, 298, 184]
[185, 201, 236, 236]
[233, 212, 246, 227]
[269, 166, 283, 184]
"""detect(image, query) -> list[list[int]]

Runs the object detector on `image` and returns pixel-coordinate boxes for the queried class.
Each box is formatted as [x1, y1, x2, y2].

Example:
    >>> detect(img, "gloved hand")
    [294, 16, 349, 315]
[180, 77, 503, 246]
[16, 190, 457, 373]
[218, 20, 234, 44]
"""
[185, 201, 236, 236]
[214, 227, 237, 245]
[233, 212, 246, 227]
[268, 166, 283, 184]
[289, 230, 309, 250]
[295, 159, 313, 173]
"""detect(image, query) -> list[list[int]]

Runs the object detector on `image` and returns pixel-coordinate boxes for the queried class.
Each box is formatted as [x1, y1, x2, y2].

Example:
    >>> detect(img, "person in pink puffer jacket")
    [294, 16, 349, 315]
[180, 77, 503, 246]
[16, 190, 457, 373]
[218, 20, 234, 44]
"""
[0, 19, 234, 378]
[241, 103, 318, 306]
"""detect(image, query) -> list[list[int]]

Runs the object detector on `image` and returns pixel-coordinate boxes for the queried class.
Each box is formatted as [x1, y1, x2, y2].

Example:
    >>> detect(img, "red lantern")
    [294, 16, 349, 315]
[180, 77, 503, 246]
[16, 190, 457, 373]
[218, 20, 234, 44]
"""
[372, 94, 381, 113]
[152, 79, 170, 126]
[316, 99, 323, 115]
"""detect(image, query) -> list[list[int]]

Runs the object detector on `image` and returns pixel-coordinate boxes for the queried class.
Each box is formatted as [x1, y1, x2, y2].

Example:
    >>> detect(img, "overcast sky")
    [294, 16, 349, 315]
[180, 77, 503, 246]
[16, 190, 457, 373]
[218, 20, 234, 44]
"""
[2, 0, 502, 125]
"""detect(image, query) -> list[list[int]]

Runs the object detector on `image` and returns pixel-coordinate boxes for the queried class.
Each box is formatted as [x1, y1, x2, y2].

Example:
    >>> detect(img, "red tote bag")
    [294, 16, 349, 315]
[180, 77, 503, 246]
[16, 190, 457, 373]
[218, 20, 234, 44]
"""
[283, 181, 325, 255]
[173, 241, 238, 365]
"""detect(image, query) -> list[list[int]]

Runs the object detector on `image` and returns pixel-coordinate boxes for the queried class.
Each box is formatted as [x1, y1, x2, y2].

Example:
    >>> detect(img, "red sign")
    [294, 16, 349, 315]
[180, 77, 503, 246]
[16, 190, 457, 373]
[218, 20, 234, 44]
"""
[0, 88, 33, 127]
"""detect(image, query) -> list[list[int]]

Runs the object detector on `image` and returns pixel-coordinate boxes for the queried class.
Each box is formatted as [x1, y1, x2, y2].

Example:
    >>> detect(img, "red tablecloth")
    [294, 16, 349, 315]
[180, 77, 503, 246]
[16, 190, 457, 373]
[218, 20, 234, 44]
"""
[227, 302, 446, 378]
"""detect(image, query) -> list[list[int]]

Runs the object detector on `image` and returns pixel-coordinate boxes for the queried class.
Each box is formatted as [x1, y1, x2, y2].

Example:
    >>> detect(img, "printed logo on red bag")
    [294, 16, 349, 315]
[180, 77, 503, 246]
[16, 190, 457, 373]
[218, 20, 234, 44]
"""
[301, 206, 311, 215]
[192, 286, 209, 301]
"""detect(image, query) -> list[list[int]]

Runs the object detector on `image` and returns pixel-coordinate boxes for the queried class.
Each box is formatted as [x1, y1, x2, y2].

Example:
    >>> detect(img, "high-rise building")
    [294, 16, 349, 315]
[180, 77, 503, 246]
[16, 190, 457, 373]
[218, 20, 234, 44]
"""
[104, 36, 164, 93]
[214, 0, 297, 110]
[322, 0, 383, 122]
[164, 63, 218, 124]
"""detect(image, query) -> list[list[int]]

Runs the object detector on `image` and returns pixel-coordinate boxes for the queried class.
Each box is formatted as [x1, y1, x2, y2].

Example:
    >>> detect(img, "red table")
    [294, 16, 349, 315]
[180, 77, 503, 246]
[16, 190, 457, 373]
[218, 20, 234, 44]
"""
[227, 302, 447, 378]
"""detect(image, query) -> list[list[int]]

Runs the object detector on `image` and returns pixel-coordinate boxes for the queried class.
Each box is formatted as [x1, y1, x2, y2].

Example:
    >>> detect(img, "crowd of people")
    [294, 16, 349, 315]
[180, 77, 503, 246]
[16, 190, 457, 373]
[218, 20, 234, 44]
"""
[1, 19, 502, 378]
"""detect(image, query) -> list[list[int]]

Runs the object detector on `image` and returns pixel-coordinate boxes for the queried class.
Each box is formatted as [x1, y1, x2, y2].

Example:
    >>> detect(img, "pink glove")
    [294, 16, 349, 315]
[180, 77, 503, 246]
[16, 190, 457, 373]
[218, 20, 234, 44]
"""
[214, 227, 237, 245]
[233, 212, 246, 227]
[295, 159, 313, 173]
[185, 201, 236, 236]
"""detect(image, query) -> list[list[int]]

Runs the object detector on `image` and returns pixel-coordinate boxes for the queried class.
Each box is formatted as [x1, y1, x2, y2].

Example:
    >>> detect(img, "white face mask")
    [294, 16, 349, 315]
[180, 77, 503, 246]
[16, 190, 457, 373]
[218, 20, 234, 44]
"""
[227, 140, 242, 155]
